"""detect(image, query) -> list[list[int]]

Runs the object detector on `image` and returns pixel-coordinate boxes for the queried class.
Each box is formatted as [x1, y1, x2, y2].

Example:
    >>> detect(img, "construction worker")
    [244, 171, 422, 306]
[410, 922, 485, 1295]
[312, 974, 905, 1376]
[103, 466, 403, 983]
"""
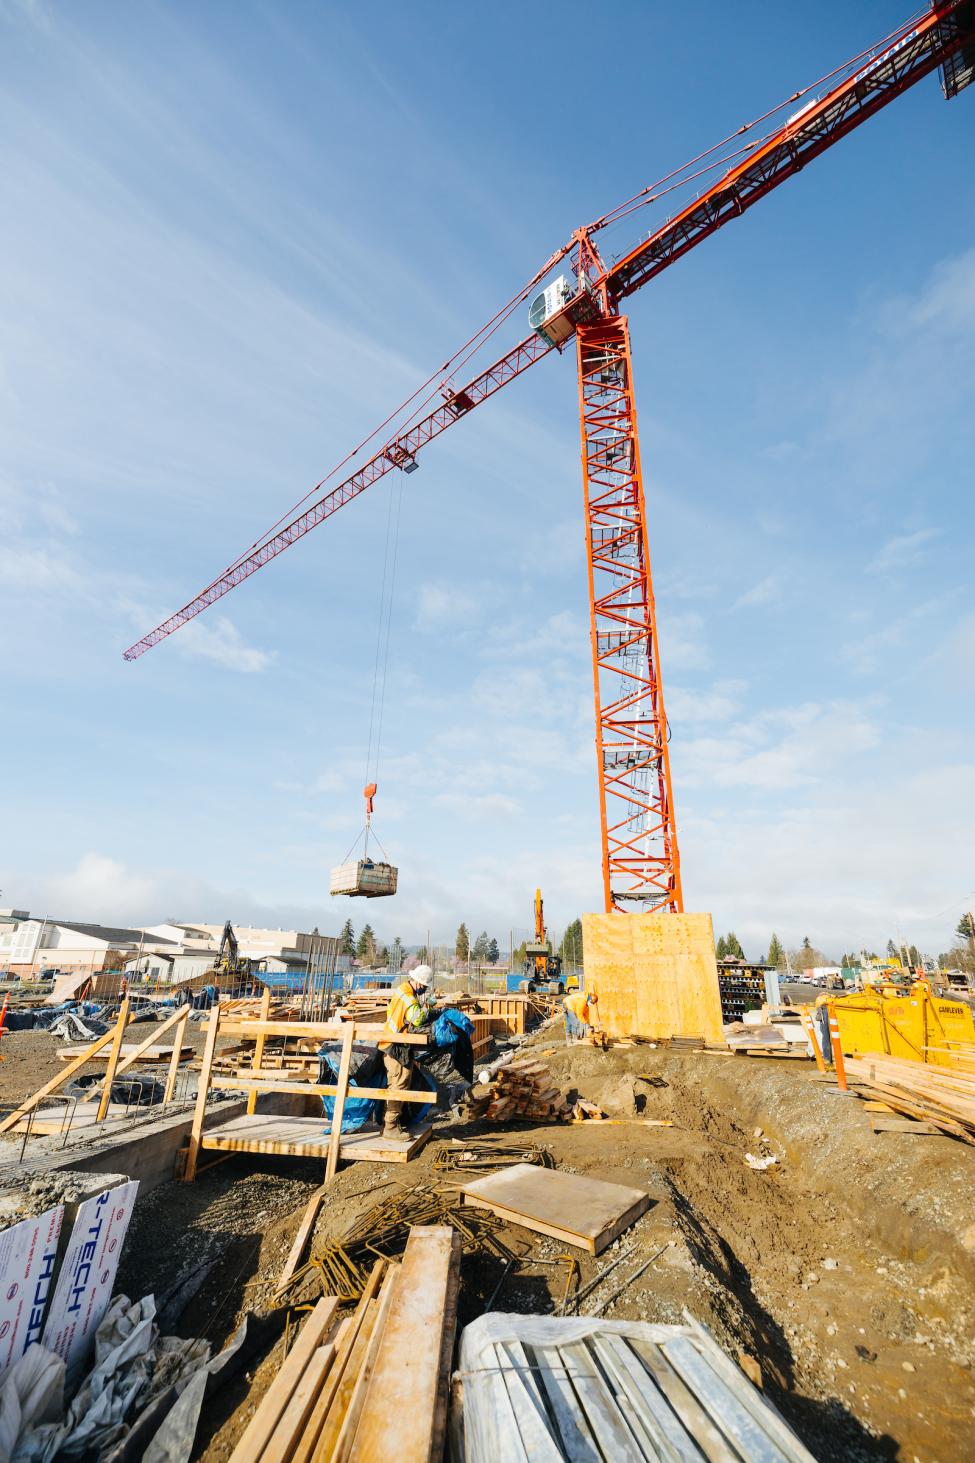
[563, 989, 598, 1044]
[379, 965, 434, 1138]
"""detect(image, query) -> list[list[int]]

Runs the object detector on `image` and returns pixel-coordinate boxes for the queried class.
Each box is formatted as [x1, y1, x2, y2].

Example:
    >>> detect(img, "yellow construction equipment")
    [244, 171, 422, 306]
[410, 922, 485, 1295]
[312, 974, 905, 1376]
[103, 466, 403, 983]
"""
[824, 979, 975, 1066]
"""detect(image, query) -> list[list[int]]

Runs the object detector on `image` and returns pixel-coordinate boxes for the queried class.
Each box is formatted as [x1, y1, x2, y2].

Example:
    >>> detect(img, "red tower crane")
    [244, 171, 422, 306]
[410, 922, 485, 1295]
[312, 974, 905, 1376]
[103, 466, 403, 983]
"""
[124, 4, 974, 914]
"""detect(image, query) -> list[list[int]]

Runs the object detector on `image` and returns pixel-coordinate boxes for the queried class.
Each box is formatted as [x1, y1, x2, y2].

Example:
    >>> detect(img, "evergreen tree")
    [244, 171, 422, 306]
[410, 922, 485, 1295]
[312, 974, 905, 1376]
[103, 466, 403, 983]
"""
[725, 931, 746, 960]
[907, 944, 921, 969]
[389, 936, 404, 971]
[472, 930, 490, 961]
[355, 923, 376, 964]
[455, 923, 470, 960]
[886, 938, 899, 959]
[415, 945, 429, 965]
[558, 919, 584, 968]
[339, 919, 355, 957]
[766, 933, 785, 968]
[487, 936, 500, 964]
[512, 940, 528, 971]
[375, 943, 388, 967]
[715, 934, 728, 959]
[956, 913, 975, 946]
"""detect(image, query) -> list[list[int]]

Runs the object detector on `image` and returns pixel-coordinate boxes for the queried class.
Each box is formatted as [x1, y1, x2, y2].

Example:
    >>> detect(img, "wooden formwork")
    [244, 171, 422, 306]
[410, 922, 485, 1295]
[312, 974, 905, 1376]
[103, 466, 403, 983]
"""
[581, 911, 724, 1044]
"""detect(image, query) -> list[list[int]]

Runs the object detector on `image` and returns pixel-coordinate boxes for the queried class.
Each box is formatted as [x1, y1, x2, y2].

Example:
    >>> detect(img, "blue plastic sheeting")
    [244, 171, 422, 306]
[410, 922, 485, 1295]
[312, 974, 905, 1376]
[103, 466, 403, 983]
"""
[318, 1042, 437, 1134]
[431, 1009, 474, 1047]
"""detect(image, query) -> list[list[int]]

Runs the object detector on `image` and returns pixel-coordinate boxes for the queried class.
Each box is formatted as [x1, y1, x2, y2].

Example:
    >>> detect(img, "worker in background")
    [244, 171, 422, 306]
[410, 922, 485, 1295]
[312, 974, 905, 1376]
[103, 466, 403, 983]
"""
[379, 965, 434, 1138]
[563, 989, 598, 1044]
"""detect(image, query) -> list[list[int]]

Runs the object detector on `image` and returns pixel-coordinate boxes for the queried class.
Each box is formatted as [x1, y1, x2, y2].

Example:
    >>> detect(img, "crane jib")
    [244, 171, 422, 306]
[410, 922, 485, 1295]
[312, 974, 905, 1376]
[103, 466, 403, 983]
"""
[122, 1, 974, 662]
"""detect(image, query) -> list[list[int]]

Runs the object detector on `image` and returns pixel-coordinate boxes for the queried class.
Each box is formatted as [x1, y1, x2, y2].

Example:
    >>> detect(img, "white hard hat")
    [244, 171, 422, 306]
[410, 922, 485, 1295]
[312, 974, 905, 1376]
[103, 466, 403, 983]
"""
[411, 964, 433, 988]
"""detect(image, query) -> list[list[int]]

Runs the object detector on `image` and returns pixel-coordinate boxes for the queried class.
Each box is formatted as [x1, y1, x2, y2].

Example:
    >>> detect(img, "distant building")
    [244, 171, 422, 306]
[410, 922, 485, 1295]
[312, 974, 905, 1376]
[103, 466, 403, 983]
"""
[0, 910, 177, 978]
[2, 909, 339, 985]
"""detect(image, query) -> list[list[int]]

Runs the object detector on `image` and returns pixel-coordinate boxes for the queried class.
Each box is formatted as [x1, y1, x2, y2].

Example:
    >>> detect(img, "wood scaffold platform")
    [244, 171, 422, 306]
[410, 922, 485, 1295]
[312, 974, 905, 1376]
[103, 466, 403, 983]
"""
[183, 996, 433, 1181]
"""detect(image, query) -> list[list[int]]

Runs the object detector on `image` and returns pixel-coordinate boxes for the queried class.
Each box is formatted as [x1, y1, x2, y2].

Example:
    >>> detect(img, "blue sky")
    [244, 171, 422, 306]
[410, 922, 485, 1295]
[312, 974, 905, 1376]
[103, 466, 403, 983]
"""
[1, 0, 973, 961]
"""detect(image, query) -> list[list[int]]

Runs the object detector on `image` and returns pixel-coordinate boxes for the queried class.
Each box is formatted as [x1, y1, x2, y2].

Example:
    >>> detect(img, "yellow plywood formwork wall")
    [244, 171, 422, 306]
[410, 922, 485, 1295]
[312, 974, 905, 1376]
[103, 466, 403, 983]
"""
[581, 911, 724, 1044]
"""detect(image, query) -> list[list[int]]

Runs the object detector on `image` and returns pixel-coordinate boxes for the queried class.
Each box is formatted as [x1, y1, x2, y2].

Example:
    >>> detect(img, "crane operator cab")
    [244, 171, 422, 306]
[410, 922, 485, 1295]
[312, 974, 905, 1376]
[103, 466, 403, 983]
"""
[528, 272, 600, 348]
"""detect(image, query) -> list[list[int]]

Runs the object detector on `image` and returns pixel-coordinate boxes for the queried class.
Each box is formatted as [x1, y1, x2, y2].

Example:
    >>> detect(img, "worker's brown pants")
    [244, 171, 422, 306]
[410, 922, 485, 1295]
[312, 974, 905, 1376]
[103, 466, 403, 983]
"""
[383, 1052, 413, 1134]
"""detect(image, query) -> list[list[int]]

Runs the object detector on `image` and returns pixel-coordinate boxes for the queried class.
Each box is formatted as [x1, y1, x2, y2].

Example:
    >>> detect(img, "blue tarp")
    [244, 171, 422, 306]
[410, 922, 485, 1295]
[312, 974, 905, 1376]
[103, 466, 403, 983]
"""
[318, 1042, 437, 1134]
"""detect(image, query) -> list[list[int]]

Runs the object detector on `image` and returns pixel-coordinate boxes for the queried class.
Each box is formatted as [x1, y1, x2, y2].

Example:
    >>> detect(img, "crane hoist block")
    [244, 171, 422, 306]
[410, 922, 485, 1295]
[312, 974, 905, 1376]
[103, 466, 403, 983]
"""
[329, 859, 398, 898]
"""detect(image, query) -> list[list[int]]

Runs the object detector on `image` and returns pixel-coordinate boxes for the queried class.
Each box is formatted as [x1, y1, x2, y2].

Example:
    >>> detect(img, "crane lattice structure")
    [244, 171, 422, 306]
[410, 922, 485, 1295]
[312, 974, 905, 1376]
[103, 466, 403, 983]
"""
[124, 4, 974, 915]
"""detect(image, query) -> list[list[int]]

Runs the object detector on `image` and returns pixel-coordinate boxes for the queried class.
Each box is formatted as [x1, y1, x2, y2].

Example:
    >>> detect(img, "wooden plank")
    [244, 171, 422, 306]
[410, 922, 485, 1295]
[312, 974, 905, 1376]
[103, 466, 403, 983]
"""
[56, 1042, 193, 1063]
[277, 1185, 329, 1297]
[209, 1076, 431, 1103]
[327, 1264, 401, 1463]
[461, 1164, 650, 1256]
[581, 911, 724, 1043]
[199, 1114, 433, 1163]
[348, 1228, 461, 1463]
[869, 1116, 942, 1134]
[184, 1003, 222, 1182]
[291, 1263, 386, 1463]
[247, 984, 272, 1117]
[0, 1008, 138, 1134]
[218, 1019, 427, 1044]
[310, 1299, 382, 1463]
[96, 999, 132, 1122]
[228, 1295, 339, 1463]
[163, 1010, 190, 1106]
[326, 1019, 355, 1182]
[261, 1342, 335, 1462]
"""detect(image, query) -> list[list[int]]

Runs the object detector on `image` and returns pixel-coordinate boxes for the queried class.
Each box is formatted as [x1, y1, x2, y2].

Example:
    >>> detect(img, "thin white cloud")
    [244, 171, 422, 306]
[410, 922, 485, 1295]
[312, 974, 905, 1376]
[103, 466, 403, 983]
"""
[176, 615, 273, 673]
[733, 574, 783, 610]
[868, 527, 940, 575]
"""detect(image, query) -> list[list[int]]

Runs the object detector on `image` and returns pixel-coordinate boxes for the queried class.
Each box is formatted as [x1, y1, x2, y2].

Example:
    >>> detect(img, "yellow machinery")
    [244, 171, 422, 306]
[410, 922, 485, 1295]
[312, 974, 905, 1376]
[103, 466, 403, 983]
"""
[827, 979, 975, 1065]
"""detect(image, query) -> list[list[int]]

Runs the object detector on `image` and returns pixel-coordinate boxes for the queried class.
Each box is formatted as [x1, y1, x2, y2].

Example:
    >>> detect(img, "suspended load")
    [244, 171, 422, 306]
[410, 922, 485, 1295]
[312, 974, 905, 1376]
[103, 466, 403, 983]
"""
[330, 783, 398, 898]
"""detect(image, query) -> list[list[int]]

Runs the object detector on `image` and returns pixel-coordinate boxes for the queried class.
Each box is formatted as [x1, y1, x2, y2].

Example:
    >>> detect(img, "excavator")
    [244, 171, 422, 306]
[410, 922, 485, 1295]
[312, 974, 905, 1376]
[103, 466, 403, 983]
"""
[207, 921, 256, 988]
[521, 889, 567, 994]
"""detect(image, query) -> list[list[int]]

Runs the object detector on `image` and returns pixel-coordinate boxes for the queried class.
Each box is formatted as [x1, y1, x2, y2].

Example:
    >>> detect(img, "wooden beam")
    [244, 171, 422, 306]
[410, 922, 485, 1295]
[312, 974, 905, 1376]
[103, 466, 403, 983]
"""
[326, 1019, 355, 1183]
[228, 1295, 339, 1463]
[0, 1006, 139, 1135]
[162, 1009, 190, 1106]
[292, 1263, 385, 1463]
[322, 1265, 400, 1463]
[276, 1185, 329, 1297]
[247, 985, 272, 1117]
[107, 1002, 192, 1083]
[184, 1003, 221, 1182]
[218, 1019, 427, 1044]
[95, 998, 132, 1123]
[261, 1342, 336, 1461]
[209, 1076, 432, 1103]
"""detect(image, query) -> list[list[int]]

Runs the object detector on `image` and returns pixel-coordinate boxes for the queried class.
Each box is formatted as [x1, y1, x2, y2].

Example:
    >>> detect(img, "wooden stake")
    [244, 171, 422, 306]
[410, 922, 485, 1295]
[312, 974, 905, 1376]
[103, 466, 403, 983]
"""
[827, 1001, 848, 1092]
[184, 1003, 222, 1182]
[94, 998, 131, 1122]
[0, 1014, 136, 1134]
[163, 1008, 190, 1106]
[276, 1184, 328, 1298]
[799, 1007, 827, 1073]
[247, 985, 272, 1117]
[325, 1019, 355, 1183]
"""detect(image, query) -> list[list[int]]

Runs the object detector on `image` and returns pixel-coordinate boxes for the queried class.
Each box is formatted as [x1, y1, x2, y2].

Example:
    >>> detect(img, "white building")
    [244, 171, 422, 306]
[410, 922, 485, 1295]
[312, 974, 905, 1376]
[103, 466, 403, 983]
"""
[0, 910, 176, 978]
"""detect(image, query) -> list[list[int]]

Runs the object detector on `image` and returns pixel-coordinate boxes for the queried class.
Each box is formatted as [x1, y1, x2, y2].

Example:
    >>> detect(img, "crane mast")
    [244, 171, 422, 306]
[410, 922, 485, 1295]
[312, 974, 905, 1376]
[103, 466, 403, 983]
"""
[122, 2, 974, 915]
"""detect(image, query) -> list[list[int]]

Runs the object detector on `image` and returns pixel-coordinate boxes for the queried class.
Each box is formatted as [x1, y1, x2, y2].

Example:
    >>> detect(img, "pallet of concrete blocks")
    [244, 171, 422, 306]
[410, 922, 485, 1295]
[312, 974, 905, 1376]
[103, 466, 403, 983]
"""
[472, 1059, 568, 1122]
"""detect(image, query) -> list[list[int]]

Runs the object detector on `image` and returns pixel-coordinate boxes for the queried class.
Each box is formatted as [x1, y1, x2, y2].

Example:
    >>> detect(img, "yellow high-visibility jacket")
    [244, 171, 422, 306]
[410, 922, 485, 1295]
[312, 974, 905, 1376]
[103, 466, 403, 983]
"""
[564, 992, 594, 1025]
[379, 979, 427, 1048]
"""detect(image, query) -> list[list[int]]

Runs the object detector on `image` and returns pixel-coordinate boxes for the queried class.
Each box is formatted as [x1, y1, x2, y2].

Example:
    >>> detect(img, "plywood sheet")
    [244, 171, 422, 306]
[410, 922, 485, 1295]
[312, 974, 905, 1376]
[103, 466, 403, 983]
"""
[461, 1163, 649, 1255]
[581, 911, 723, 1043]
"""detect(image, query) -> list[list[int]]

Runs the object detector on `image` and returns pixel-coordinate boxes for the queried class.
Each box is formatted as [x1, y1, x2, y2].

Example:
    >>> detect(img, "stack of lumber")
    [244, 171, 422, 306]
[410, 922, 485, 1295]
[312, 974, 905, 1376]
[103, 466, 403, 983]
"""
[231, 1227, 460, 1463]
[847, 1052, 975, 1144]
[468, 1058, 568, 1122]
